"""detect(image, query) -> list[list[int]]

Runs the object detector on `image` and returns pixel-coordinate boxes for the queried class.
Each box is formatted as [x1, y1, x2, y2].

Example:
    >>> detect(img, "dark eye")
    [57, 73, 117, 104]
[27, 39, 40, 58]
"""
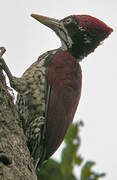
[65, 18, 72, 24]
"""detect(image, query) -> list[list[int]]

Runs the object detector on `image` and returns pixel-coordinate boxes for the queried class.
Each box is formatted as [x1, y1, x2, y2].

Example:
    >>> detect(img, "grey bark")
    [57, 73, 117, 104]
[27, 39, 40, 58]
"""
[0, 57, 37, 179]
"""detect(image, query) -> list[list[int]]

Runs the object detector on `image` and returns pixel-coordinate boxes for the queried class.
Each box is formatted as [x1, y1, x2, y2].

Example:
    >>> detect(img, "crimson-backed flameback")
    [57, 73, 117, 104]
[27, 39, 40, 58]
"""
[0, 14, 113, 169]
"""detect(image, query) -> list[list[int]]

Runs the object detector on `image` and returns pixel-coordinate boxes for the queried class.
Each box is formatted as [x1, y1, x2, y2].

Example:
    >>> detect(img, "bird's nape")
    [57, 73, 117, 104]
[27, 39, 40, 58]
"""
[74, 15, 113, 42]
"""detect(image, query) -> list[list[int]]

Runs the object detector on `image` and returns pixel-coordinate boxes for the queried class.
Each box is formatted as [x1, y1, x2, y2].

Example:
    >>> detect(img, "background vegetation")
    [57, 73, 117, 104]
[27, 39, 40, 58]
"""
[37, 121, 105, 180]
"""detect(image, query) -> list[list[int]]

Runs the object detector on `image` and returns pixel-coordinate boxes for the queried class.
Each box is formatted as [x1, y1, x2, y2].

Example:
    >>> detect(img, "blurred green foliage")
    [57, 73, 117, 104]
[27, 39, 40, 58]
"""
[37, 121, 105, 180]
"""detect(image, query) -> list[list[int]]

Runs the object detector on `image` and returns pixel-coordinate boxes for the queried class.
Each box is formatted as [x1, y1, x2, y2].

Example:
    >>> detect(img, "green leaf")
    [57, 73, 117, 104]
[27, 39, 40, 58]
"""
[64, 123, 78, 145]
[37, 159, 63, 180]
[61, 146, 73, 177]
[74, 156, 83, 166]
[80, 161, 106, 180]
[61, 122, 83, 177]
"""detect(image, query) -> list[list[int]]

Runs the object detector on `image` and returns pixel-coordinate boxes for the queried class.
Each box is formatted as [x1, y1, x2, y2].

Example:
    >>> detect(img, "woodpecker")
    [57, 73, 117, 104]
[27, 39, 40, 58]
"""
[0, 14, 113, 169]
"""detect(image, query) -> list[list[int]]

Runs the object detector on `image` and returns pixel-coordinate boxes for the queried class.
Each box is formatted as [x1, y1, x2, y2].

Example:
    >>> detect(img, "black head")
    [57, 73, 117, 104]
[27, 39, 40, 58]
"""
[31, 14, 113, 60]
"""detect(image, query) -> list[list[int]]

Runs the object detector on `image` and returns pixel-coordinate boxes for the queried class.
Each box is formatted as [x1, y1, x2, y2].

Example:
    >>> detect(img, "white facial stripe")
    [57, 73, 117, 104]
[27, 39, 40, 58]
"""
[56, 22, 73, 49]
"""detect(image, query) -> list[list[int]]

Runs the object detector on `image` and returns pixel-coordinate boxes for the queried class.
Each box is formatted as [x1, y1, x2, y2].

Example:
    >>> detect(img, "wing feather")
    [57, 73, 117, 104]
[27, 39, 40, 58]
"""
[45, 50, 82, 159]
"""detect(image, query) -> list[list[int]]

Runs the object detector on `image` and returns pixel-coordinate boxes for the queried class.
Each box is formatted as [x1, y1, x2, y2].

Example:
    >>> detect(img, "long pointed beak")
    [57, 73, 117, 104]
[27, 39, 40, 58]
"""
[31, 14, 73, 48]
[31, 14, 61, 32]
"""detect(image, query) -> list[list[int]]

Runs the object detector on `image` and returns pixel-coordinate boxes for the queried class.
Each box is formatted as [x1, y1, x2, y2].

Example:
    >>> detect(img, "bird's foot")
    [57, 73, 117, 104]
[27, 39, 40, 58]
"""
[0, 48, 27, 93]
[0, 47, 6, 71]
[0, 47, 6, 57]
[0, 47, 14, 84]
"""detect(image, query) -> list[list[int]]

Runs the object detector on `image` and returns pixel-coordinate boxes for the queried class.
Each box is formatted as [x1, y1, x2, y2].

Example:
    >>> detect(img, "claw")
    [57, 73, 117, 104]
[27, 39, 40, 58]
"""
[0, 47, 6, 56]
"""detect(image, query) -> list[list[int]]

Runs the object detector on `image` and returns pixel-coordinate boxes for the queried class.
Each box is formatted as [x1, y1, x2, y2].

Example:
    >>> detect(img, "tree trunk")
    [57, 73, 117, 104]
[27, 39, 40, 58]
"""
[0, 67, 37, 179]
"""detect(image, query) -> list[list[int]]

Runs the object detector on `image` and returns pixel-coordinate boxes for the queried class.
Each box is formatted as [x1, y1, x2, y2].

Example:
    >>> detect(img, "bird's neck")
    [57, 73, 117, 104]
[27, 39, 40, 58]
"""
[60, 38, 85, 62]
[61, 39, 68, 51]
[60, 42, 83, 62]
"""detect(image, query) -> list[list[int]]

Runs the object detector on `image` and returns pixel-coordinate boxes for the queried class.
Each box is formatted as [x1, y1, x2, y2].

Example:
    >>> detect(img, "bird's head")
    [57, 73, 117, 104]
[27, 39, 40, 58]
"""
[31, 14, 113, 60]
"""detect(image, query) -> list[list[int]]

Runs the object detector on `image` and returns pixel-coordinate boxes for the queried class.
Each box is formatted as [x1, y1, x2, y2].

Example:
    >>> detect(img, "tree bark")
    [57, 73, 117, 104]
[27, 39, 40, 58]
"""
[0, 66, 37, 179]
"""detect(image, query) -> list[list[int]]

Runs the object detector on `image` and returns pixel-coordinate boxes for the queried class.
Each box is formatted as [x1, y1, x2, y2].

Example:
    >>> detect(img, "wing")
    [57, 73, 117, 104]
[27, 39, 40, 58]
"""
[44, 50, 82, 160]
